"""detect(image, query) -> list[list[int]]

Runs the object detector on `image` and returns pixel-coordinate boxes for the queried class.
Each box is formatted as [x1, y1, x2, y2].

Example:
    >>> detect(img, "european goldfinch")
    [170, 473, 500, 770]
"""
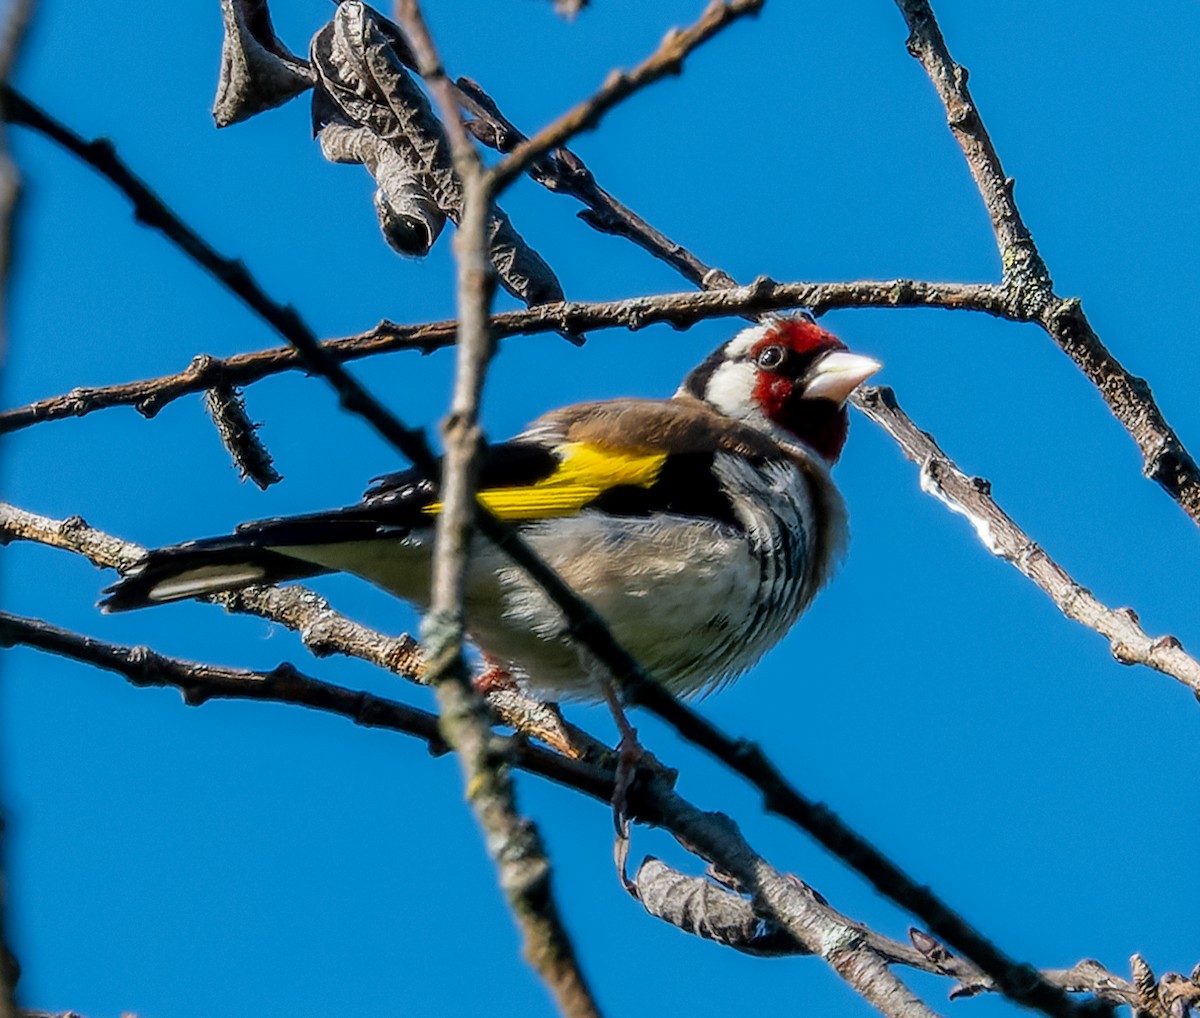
[101, 317, 880, 701]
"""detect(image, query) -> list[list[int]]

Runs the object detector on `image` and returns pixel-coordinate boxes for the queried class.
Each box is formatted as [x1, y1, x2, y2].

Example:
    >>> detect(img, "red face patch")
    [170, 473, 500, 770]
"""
[752, 371, 794, 420]
[749, 320, 851, 462]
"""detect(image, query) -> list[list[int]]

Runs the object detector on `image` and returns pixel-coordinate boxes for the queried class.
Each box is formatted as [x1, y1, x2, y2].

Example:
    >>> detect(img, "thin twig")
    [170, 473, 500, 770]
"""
[0, 611, 447, 749]
[456, 75, 733, 288]
[854, 385, 1200, 697]
[393, 5, 601, 1016]
[0, 610, 613, 801]
[0, 500, 593, 759]
[490, 0, 764, 193]
[1, 87, 317, 370]
[893, 0, 1200, 527]
[0, 5, 36, 1014]
[0, 278, 1005, 435]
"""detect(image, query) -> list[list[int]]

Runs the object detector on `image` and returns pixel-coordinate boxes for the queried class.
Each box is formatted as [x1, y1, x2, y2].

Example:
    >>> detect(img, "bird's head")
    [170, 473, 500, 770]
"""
[678, 317, 881, 463]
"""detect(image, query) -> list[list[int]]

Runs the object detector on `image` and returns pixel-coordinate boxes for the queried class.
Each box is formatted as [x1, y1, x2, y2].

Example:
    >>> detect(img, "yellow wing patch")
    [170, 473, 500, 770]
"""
[424, 442, 667, 521]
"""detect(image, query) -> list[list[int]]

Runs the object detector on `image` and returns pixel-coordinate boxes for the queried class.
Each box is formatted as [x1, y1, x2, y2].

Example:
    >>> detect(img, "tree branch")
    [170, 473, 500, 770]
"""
[0, 500, 593, 759]
[893, 0, 1200, 527]
[1, 87, 315, 372]
[490, 0, 763, 194]
[0, 7, 37, 1009]
[854, 385, 1200, 697]
[392, 5, 601, 1015]
[0, 278, 1005, 436]
[456, 75, 735, 288]
[0, 609, 622, 799]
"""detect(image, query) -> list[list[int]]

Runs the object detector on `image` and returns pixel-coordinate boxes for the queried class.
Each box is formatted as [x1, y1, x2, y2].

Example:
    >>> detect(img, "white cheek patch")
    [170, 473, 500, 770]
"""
[703, 360, 761, 422]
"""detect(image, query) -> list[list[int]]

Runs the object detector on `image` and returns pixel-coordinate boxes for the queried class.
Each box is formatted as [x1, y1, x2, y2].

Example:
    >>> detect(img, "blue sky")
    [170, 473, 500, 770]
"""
[4, 2, 1200, 1016]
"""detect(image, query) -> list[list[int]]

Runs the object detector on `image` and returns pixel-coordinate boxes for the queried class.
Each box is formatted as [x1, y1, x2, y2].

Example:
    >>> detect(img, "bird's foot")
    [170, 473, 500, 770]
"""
[599, 676, 647, 892]
[473, 657, 518, 696]
[600, 677, 643, 815]
[611, 722, 644, 824]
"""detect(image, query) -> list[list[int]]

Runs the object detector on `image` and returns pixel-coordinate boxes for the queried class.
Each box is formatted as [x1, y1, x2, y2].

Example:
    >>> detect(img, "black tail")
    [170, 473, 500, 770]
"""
[97, 504, 416, 612]
[98, 468, 438, 613]
[99, 536, 333, 612]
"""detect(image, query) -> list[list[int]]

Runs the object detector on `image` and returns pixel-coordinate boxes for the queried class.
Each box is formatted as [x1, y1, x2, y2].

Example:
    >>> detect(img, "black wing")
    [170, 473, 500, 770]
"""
[99, 442, 559, 612]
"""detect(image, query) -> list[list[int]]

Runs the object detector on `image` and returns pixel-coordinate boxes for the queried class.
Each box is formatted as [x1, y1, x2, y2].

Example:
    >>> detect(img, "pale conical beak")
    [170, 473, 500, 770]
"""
[803, 350, 883, 404]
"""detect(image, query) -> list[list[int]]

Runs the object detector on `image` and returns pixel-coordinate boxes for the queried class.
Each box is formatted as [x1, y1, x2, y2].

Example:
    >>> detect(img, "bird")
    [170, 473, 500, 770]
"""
[100, 316, 880, 703]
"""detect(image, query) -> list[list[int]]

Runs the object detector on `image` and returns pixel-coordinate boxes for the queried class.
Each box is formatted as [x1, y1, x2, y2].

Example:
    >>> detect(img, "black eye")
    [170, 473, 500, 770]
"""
[756, 345, 786, 370]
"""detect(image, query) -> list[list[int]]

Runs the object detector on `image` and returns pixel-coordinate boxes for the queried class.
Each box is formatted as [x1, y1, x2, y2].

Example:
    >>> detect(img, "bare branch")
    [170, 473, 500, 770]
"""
[629, 859, 1126, 1016]
[0, 500, 598, 758]
[0, 278, 1006, 435]
[894, 2, 1044, 285]
[0, 609, 619, 803]
[854, 385, 1200, 697]
[491, 0, 764, 193]
[0, 499, 420, 666]
[391, 4, 601, 1014]
[456, 75, 734, 289]
[908, 931, 1151, 1011]
[893, 0, 1200, 527]
[1, 87, 320, 362]
[0, 609, 446, 745]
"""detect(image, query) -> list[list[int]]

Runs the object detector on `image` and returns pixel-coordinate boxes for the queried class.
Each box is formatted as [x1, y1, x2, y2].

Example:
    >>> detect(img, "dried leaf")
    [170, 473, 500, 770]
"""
[309, 3, 566, 305]
[633, 857, 808, 957]
[318, 121, 446, 255]
[214, 0, 313, 128]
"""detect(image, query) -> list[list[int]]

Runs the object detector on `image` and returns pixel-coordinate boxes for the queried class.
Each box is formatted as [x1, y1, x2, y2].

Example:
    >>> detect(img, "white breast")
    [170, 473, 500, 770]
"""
[465, 452, 842, 701]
